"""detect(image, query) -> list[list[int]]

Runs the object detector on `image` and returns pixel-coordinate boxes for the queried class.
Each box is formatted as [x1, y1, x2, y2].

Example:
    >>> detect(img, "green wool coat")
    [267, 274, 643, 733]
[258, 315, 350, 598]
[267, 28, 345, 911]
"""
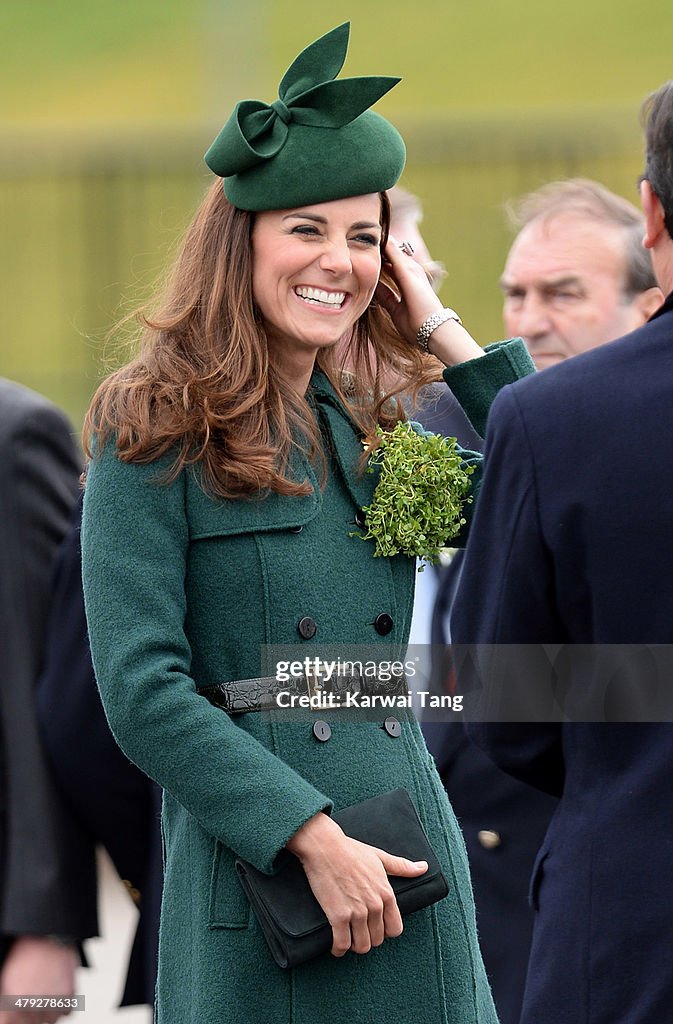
[81, 340, 532, 1024]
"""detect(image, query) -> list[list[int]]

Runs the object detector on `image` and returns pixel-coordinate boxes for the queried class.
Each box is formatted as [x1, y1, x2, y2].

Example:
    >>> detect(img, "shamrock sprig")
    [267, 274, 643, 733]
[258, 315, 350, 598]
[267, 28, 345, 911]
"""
[353, 421, 473, 569]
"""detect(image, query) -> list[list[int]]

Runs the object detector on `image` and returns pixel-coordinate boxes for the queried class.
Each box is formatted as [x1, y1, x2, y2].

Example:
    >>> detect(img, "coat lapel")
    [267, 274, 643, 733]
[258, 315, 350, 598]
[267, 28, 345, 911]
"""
[310, 371, 380, 513]
[186, 371, 380, 537]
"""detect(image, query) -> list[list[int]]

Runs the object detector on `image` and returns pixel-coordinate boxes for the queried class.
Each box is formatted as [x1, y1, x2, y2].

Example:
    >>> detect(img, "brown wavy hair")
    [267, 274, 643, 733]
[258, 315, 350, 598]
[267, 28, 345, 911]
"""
[84, 182, 441, 498]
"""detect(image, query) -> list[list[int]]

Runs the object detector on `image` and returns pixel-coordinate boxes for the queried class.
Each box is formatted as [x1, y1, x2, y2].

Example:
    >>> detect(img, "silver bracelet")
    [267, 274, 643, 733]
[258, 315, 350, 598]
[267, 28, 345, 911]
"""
[416, 308, 463, 352]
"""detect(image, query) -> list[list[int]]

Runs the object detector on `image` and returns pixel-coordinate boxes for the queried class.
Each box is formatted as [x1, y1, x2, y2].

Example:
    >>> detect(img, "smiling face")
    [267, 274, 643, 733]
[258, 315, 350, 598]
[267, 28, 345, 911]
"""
[500, 214, 649, 370]
[251, 193, 383, 384]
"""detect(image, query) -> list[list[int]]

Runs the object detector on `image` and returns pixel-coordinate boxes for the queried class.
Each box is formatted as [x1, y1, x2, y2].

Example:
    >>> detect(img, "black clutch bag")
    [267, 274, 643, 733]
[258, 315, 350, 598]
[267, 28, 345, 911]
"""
[235, 788, 449, 969]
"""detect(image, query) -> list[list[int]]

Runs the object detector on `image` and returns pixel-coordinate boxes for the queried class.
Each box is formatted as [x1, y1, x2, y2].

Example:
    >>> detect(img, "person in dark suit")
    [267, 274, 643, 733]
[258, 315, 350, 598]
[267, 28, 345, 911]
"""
[0, 378, 96, 1024]
[424, 179, 662, 1024]
[36, 497, 162, 1008]
[452, 81, 673, 1023]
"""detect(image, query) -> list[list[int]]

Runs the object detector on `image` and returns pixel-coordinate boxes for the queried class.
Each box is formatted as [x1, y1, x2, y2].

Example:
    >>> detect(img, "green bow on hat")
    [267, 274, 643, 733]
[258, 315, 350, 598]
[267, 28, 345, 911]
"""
[205, 23, 406, 212]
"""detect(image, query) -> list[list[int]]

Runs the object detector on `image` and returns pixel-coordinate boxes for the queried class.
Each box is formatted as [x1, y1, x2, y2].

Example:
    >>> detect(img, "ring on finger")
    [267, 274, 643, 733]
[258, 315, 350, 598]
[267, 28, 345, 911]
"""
[399, 240, 415, 256]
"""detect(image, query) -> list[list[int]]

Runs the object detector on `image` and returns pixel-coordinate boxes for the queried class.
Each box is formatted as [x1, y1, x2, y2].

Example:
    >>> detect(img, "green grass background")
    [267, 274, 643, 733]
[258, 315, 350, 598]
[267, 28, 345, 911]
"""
[3, 0, 672, 122]
[2, 0, 672, 424]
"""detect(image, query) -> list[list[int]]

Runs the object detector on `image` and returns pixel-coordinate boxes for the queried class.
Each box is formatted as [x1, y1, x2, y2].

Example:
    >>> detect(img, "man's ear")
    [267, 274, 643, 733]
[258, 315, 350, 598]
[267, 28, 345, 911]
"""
[632, 285, 665, 321]
[640, 179, 666, 250]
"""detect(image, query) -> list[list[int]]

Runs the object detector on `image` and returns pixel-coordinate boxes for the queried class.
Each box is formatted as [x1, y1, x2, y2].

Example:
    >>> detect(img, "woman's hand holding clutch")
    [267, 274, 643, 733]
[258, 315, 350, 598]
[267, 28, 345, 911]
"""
[286, 811, 428, 957]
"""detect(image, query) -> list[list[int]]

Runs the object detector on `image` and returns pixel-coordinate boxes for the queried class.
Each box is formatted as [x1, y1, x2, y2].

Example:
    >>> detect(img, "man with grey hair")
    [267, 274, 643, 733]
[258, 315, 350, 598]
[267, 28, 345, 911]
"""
[500, 178, 661, 368]
[453, 82, 673, 1022]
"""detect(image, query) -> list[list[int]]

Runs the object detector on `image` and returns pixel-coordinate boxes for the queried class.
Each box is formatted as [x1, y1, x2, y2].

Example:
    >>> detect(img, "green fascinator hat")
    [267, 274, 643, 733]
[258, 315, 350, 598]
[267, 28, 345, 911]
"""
[204, 22, 406, 211]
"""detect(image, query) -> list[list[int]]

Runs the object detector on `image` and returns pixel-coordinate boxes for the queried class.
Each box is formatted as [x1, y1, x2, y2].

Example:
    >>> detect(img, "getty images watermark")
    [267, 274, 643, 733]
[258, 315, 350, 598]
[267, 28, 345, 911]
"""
[263, 648, 464, 716]
[260, 644, 673, 723]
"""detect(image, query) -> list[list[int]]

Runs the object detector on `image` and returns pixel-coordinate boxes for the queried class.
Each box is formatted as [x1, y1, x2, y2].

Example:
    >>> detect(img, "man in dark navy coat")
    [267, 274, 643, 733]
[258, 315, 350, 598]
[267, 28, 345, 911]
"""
[452, 81, 673, 1023]
[424, 179, 661, 1024]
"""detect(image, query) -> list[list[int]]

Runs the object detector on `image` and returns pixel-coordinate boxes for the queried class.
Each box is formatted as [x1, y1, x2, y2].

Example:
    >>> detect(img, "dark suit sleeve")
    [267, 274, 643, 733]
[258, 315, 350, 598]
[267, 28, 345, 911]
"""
[0, 395, 97, 938]
[450, 385, 565, 797]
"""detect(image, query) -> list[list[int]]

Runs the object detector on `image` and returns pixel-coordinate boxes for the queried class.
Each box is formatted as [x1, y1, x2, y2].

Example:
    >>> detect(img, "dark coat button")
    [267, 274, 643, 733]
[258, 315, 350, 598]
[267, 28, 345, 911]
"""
[374, 613, 394, 636]
[297, 616, 317, 639]
[383, 717, 401, 738]
[313, 720, 331, 742]
[354, 509, 367, 529]
[289, 524, 303, 533]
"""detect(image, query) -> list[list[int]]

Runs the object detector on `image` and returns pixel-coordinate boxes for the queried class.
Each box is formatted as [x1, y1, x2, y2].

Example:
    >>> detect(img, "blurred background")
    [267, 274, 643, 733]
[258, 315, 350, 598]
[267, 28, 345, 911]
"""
[2, 0, 672, 427]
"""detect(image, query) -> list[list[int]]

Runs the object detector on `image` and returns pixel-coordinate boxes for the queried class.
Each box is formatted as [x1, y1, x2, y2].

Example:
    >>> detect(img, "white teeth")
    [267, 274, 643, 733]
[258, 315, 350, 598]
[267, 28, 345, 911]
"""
[295, 286, 346, 307]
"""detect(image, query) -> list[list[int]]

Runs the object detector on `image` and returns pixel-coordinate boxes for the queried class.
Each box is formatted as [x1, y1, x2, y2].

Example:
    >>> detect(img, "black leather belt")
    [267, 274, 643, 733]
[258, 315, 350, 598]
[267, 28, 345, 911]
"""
[197, 670, 409, 715]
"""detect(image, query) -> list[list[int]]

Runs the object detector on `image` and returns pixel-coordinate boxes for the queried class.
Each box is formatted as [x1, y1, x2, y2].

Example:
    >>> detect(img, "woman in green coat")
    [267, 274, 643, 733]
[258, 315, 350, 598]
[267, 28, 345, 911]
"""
[81, 24, 533, 1024]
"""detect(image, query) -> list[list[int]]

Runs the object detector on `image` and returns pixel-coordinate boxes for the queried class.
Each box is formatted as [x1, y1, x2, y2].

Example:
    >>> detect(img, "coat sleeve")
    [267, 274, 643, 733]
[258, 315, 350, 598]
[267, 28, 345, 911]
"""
[416, 337, 536, 544]
[442, 337, 536, 439]
[81, 444, 333, 875]
[0, 396, 96, 938]
[450, 385, 565, 797]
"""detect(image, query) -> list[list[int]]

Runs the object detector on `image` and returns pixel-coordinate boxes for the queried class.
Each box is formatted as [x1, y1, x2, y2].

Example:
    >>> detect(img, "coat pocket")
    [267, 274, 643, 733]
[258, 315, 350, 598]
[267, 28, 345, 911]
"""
[208, 840, 251, 929]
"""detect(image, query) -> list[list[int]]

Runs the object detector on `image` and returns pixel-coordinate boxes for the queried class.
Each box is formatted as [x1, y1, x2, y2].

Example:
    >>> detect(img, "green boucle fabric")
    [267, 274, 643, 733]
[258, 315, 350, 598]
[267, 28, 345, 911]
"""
[81, 345, 526, 1024]
[222, 111, 405, 212]
[444, 338, 535, 438]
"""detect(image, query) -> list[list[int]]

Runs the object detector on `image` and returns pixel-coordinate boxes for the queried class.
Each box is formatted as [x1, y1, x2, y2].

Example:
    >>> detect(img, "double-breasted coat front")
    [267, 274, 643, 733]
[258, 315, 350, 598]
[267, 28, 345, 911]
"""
[81, 345, 530, 1024]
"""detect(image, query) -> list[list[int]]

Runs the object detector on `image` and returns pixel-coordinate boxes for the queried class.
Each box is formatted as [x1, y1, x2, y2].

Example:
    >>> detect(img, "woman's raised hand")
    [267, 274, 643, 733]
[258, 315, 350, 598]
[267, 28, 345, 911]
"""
[376, 236, 484, 366]
[285, 810, 427, 957]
